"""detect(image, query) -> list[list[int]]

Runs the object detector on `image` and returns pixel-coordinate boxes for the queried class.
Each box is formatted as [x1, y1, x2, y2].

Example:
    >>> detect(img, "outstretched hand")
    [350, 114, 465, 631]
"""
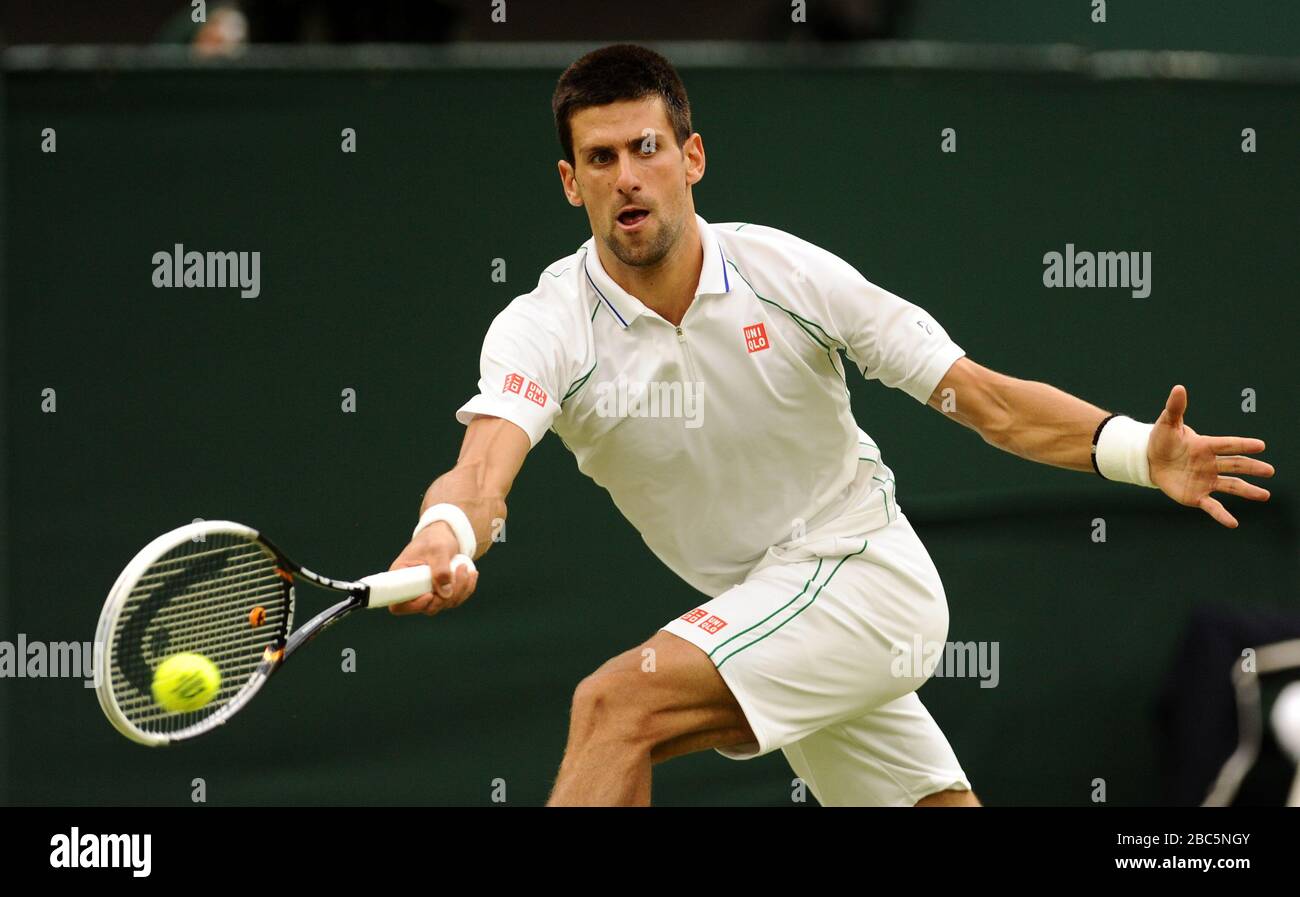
[1147, 385, 1273, 528]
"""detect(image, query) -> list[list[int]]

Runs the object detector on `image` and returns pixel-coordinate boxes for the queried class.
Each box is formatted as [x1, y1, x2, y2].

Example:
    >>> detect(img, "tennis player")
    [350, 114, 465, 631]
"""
[386, 44, 1274, 806]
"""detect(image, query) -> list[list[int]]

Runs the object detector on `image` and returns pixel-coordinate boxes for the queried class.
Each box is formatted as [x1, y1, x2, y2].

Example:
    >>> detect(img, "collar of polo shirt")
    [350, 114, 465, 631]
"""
[582, 213, 732, 329]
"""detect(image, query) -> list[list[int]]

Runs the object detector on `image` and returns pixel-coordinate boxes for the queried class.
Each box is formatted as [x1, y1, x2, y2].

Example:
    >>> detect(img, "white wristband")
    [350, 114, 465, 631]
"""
[1093, 415, 1158, 489]
[412, 503, 477, 557]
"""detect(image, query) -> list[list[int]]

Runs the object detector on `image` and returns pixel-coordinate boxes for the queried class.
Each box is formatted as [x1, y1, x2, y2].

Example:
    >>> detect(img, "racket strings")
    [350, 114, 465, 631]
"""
[109, 533, 292, 735]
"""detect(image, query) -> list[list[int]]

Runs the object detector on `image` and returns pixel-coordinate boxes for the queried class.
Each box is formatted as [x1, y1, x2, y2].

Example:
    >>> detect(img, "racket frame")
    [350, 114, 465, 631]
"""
[96, 520, 374, 747]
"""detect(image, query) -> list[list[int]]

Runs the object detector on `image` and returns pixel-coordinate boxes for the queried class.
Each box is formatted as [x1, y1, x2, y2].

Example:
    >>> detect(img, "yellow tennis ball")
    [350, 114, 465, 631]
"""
[152, 652, 221, 712]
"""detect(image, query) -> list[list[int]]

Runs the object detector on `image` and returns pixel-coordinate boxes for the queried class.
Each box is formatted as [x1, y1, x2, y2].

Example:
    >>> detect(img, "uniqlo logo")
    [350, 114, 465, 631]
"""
[523, 381, 548, 407]
[699, 615, 728, 634]
[743, 322, 770, 353]
[503, 372, 524, 394]
[680, 608, 707, 624]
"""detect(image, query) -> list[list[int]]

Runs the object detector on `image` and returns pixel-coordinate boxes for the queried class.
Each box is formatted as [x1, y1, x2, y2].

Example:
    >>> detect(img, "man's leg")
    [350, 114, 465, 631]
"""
[548, 513, 966, 806]
[546, 630, 756, 806]
[780, 691, 975, 807]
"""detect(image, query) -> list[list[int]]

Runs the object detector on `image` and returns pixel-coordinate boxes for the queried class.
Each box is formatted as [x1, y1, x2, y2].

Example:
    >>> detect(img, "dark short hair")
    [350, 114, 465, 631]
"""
[552, 44, 693, 165]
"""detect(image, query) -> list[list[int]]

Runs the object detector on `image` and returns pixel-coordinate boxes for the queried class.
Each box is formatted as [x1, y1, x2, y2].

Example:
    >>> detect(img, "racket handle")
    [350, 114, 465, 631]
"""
[361, 555, 476, 608]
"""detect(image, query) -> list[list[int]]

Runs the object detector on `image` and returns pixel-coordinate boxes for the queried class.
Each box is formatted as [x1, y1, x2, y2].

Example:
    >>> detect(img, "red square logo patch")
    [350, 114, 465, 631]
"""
[743, 322, 770, 353]
[680, 608, 707, 624]
[523, 381, 548, 407]
[699, 615, 728, 634]
[503, 372, 524, 394]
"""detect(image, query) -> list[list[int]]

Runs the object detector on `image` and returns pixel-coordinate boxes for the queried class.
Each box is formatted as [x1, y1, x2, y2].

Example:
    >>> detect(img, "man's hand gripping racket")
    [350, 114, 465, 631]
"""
[385, 519, 481, 616]
[94, 520, 477, 746]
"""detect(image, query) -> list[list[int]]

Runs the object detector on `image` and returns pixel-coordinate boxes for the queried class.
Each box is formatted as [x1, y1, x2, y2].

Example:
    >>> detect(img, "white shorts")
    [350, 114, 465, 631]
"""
[660, 512, 973, 806]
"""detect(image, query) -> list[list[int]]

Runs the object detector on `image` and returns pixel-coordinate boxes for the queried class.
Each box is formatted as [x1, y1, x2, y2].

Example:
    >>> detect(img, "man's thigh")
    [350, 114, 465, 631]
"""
[584, 629, 757, 758]
[781, 691, 973, 807]
[660, 515, 951, 761]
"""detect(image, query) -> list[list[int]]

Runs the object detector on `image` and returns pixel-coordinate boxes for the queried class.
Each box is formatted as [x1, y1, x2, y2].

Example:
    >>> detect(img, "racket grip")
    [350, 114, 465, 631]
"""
[361, 556, 476, 608]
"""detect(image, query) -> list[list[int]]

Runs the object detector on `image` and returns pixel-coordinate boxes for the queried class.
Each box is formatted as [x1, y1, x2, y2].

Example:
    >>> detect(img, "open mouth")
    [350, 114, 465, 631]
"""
[616, 207, 650, 229]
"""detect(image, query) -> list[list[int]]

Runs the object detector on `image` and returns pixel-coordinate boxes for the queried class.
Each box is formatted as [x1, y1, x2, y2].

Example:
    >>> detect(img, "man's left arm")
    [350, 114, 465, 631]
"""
[926, 357, 1274, 528]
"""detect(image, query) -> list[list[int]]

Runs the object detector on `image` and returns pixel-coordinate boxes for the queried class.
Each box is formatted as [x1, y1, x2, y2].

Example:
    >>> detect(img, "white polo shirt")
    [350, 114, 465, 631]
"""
[456, 214, 965, 597]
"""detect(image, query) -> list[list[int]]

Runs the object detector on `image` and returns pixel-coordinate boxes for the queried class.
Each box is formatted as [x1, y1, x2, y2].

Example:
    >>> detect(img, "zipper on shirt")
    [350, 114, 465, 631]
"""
[676, 325, 702, 384]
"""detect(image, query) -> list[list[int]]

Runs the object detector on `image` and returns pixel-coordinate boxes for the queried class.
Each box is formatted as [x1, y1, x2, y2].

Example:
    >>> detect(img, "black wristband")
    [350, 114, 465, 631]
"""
[1090, 413, 1121, 478]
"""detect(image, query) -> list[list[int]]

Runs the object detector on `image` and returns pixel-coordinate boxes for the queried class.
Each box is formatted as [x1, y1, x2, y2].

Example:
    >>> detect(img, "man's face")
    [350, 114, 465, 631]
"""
[558, 96, 704, 268]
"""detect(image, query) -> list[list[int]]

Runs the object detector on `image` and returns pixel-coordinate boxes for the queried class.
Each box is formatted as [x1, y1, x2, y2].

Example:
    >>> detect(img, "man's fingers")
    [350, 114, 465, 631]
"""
[417, 564, 479, 616]
[1161, 384, 1188, 427]
[388, 556, 478, 618]
[433, 570, 454, 598]
[388, 592, 436, 616]
[429, 566, 460, 600]
[1209, 436, 1267, 455]
[442, 565, 479, 608]
[1198, 495, 1238, 528]
[1216, 455, 1275, 478]
[422, 567, 476, 616]
[1215, 476, 1271, 502]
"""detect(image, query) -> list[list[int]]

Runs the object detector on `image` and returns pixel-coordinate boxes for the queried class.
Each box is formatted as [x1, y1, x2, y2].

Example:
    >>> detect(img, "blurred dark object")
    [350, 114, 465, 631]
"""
[154, 0, 460, 46]
[5, 0, 1297, 51]
[4, 0, 904, 46]
[237, 0, 460, 43]
[799, 0, 910, 41]
[1155, 606, 1300, 806]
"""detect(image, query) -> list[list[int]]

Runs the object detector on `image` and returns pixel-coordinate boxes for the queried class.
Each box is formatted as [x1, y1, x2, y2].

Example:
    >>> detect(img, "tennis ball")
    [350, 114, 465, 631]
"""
[152, 652, 221, 713]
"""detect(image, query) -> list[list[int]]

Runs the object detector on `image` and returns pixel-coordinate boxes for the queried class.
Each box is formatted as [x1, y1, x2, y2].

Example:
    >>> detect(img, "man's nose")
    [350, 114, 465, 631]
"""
[615, 152, 640, 194]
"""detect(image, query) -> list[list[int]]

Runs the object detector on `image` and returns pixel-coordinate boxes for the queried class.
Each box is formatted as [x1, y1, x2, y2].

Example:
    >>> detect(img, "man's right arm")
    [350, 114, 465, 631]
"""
[386, 414, 531, 616]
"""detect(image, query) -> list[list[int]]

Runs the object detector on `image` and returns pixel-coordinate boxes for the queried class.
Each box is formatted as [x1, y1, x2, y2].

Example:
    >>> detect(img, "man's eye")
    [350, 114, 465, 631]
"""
[590, 152, 610, 164]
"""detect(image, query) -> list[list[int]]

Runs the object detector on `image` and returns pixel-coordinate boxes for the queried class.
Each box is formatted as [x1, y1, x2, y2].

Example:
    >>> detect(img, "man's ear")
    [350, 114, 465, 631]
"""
[557, 159, 583, 207]
[683, 133, 706, 187]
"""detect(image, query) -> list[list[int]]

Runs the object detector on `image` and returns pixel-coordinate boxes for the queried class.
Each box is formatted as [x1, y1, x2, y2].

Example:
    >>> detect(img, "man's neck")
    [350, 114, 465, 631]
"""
[596, 216, 703, 328]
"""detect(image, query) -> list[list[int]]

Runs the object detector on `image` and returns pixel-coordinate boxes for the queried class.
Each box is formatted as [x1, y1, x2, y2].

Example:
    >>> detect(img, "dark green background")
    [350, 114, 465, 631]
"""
[904, 0, 1300, 57]
[2, 52, 1297, 806]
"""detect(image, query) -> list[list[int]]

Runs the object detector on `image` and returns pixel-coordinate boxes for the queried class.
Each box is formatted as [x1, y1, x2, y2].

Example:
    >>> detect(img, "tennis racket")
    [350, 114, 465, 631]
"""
[95, 519, 474, 747]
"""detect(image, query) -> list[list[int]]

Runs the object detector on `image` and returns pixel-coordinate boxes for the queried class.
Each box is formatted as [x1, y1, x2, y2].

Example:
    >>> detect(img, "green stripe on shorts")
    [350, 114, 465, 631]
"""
[714, 539, 869, 668]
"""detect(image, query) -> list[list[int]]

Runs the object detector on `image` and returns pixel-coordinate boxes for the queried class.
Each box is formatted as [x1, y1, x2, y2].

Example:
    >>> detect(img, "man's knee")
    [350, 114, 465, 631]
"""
[567, 632, 749, 753]
[914, 787, 981, 807]
[569, 667, 659, 747]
